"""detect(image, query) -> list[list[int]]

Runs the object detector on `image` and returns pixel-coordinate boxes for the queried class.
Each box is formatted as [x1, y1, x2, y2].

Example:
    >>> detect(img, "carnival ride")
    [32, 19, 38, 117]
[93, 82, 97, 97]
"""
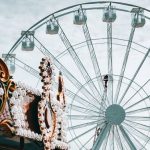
[0, 58, 68, 150]
[1, 1, 150, 150]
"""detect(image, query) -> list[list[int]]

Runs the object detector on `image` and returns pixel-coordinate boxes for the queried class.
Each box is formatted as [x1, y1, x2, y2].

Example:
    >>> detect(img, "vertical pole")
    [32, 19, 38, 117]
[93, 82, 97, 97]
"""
[19, 137, 24, 150]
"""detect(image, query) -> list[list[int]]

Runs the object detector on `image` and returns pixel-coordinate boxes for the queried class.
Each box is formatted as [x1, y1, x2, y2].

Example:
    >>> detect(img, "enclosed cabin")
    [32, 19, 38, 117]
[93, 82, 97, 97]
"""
[46, 19, 59, 34]
[131, 8, 145, 28]
[73, 8, 87, 25]
[103, 5, 116, 23]
[2, 54, 16, 74]
[21, 31, 35, 51]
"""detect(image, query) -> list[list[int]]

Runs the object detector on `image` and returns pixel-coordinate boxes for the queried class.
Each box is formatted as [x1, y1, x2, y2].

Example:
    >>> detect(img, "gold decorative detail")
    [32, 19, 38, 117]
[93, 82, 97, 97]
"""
[0, 59, 16, 114]
[0, 59, 16, 135]
[57, 71, 66, 107]
[0, 58, 9, 83]
[0, 119, 15, 136]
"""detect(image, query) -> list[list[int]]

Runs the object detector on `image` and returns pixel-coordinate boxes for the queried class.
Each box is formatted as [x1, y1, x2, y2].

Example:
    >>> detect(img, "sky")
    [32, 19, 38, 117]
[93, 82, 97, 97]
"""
[0, 0, 150, 54]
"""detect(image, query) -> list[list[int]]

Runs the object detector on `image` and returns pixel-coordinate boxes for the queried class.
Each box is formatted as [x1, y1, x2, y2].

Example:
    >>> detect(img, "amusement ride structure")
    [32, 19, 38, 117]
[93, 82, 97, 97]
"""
[1, 1, 150, 150]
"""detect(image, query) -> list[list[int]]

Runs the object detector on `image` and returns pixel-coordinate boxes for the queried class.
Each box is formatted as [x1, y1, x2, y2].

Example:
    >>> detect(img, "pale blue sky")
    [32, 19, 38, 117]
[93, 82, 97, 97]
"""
[0, 0, 150, 54]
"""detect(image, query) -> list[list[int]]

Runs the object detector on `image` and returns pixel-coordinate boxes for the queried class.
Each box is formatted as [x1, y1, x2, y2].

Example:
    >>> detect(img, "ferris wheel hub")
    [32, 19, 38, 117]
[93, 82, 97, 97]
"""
[105, 104, 125, 125]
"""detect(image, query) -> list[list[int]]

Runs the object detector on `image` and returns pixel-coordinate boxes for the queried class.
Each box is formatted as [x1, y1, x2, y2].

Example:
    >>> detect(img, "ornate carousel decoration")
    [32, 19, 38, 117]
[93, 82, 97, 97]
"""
[0, 58, 68, 150]
[0, 58, 16, 135]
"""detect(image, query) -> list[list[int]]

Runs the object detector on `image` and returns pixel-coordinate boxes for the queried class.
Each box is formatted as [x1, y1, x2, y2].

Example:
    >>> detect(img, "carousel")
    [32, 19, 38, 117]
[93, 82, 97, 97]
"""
[0, 58, 68, 150]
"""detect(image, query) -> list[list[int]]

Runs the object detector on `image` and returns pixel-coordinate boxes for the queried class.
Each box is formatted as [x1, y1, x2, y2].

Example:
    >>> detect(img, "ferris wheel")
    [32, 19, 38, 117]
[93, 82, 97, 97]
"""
[4, 1, 150, 150]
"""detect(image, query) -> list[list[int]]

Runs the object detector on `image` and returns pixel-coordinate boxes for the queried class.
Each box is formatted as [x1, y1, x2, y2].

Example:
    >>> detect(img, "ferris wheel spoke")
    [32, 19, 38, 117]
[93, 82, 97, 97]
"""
[68, 120, 104, 130]
[68, 114, 104, 120]
[92, 123, 111, 150]
[125, 95, 150, 111]
[54, 80, 102, 112]
[126, 107, 150, 115]
[126, 116, 150, 121]
[123, 124, 147, 150]
[107, 23, 113, 105]
[65, 89, 100, 111]
[9, 56, 41, 79]
[82, 18, 104, 96]
[69, 104, 102, 115]
[118, 48, 150, 105]
[96, 88, 110, 113]
[123, 122, 150, 143]
[122, 79, 150, 108]
[119, 125, 136, 150]
[53, 82, 100, 111]
[34, 37, 102, 106]
[68, 123, 102, 143]
[101, 126, 110, 150]
[100, 89, 110, 110]
[115, 126, 124, 150]
[52, 16, 102, 104]
[79, 133, 95, 150]
[114, 27, 135, 104]
[125, 119, 150, 132]
[109, 125, 115, 150]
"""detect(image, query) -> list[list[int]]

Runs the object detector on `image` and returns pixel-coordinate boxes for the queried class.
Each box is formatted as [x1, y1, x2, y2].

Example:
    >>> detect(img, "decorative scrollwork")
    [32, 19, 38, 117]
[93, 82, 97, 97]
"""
[38, 57, 57, 149]
[0, 58, 68, 149]
[0, 59, 9, 83]
[0, 59, 16, 135]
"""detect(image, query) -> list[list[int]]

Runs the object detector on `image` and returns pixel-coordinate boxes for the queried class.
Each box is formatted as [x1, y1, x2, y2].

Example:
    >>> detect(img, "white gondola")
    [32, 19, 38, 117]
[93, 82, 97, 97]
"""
[103, 6, 116, 23]
[21, 31, 34, 51]
[22, 40, 34, 51]
[73, 9, 87, 25]
[46, 19, 59, 34]
[9, 63, 15, 74]
[131, 8, 145, 28]
[2, 54, 16, 74]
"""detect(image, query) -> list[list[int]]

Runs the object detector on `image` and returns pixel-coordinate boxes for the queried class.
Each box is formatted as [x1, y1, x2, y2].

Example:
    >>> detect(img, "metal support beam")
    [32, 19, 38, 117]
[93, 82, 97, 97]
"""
[69, 104, 101, 115]
[119, 125, 136, 150]
[123, 122, 150, 143]
[123, 79, 150, 108]
[125, 95, 150, 110]
[125, 119, 150, 132]
[68, 123, 103, 143]
[34, 37, 101, 107]
[68, 120, 103, 130]
[107, 23, 113, 104]
[5, 55, 41, 79]
[79, 134, 95, 150]
[118, 48, 150, 104]
[19, 137, 24, 150]
[109, 125, 114, 150]
[115, 126, 124, 150]
[64, 88, 100, 110]
[125, 116, 150, 121]
[82, 21, 104, 96]
[53, 16, 102, 103]
[100, 88, 109, 110]
[114, 27, 135, 104]
[92, 123, 111, 150]
[67, 114, 103, 120]
[126, 106, 150, 115]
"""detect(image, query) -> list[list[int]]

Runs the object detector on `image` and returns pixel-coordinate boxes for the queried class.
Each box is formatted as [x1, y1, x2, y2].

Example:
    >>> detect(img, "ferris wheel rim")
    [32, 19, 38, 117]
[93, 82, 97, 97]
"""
[5, 0, 150, 60]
